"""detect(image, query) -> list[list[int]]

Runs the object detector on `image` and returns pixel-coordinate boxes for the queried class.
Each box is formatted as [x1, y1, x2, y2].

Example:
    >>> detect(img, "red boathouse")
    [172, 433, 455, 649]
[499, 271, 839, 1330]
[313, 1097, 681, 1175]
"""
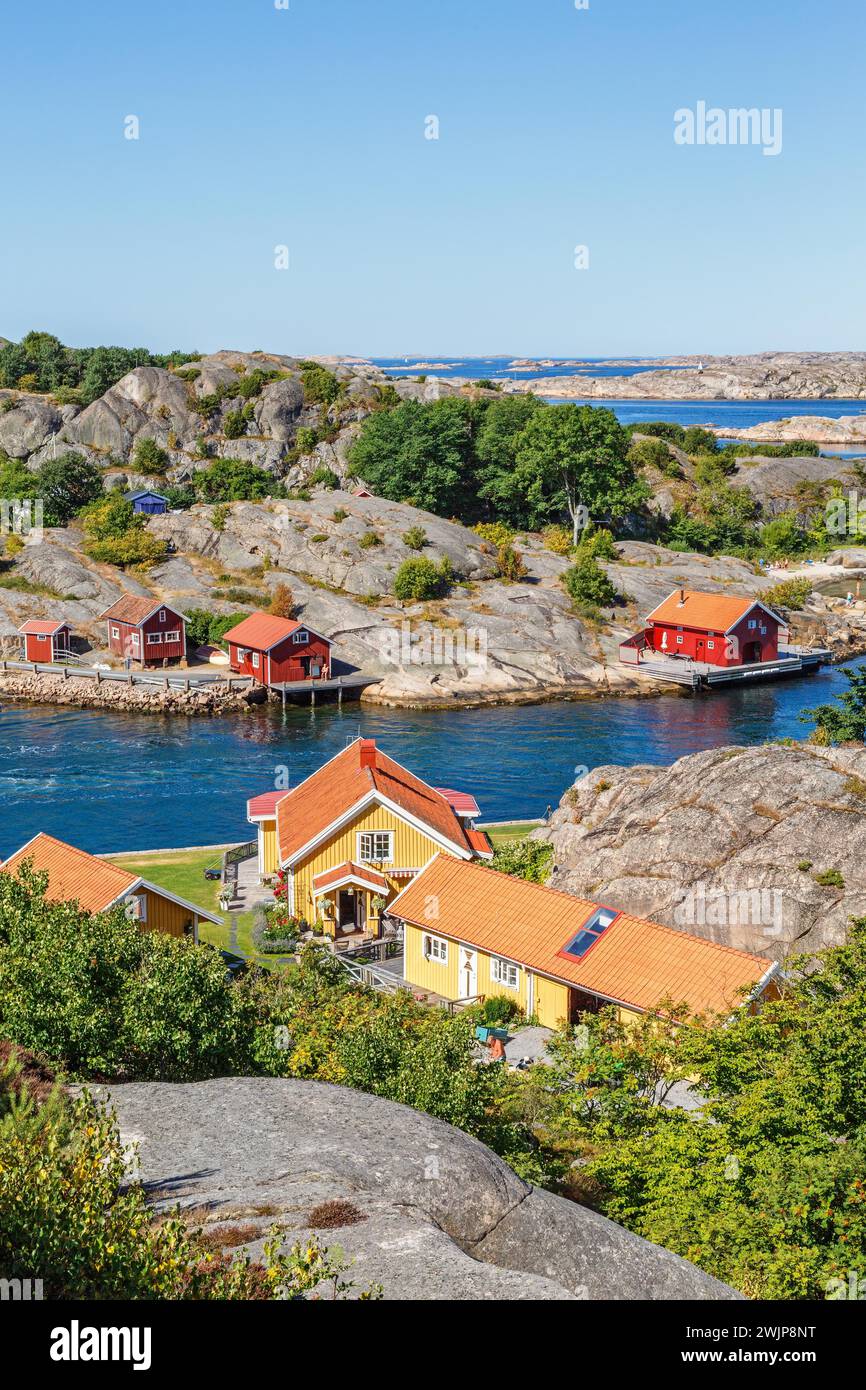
[222, 611, 332, 686]
[18, 619, 73, 662]
[623, 589, 784, 668]
[99, 597, 188, 667]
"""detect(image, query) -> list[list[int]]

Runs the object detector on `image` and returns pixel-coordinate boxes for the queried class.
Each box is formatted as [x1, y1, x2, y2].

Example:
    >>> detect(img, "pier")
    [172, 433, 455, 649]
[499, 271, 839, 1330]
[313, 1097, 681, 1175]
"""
[627, 646, 831, 692]
[271, 672, 381, 707]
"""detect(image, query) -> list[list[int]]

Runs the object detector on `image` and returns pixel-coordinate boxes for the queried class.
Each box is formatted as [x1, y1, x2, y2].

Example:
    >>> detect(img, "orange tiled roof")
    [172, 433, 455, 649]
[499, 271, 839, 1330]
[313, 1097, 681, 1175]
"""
[2, 832, 139, 912]
[464, 827, 494, 858]
[18, 619, 70, 635]
[312, 861, 389, 892]
[221, 612, 329, 652]
[390, 855, 774, 1017]
[645, 589, 770, 633]
[276, 739, 480, 865]
[100, 596, 184, 626]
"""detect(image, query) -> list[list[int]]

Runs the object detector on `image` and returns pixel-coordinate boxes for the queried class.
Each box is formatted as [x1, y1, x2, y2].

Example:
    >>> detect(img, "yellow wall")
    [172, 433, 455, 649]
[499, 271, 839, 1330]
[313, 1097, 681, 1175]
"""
[260, 819, 279, 875]
[135, 888, 196, 939]
[403, 923, 571, 1027]
[292, 803, 451, 924]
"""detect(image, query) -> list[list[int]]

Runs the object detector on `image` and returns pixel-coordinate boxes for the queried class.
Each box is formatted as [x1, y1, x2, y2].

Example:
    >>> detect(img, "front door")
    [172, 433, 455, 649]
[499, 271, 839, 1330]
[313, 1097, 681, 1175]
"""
[695, 638, 704, 662]
[338, 890, 356, 931]
[458, 946, 477, 999]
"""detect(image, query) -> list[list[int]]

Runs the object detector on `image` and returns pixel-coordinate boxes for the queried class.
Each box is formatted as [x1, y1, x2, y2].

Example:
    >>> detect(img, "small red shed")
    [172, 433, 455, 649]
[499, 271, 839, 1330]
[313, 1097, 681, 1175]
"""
[99, 597, 187, 667]
[641, 589, 783, 668]
[222, 611, 332, 686]
[18, 619, 72, 663]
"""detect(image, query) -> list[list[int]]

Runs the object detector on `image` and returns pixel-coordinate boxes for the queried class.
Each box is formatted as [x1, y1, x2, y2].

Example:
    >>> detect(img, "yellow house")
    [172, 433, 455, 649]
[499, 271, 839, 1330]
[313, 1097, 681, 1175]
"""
[1, 832, 223, 942]
[390, 854, 780, 1028]
[246, 739, 492, 943]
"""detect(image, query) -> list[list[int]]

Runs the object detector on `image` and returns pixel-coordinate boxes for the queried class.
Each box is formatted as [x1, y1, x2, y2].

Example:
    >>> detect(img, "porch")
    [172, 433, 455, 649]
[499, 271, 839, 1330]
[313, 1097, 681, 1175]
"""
[312, 861, 393, 948]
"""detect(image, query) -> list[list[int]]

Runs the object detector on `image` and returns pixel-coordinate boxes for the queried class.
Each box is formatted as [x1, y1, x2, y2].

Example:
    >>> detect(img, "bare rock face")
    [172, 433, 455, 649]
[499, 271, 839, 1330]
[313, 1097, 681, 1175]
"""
[67, 366, 197, 455]
[534, 743, 866, 958]
[506, 352, 866, 401]
[101, 1076, 740, 1301]
[0, 391, 64, 457]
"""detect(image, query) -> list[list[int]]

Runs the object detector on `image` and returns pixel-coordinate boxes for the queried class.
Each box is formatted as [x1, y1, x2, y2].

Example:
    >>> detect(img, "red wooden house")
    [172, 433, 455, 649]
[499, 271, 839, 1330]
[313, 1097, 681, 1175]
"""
[624, 589, 784, 668]
[18, 619, 73, 662]
[99, 596, 187, 667]
[222, 611, 332, 686]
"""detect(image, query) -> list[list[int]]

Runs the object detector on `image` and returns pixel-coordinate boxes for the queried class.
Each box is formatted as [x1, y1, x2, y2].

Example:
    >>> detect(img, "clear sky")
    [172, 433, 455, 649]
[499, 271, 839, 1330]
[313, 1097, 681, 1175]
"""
[1, 0, 862, 357]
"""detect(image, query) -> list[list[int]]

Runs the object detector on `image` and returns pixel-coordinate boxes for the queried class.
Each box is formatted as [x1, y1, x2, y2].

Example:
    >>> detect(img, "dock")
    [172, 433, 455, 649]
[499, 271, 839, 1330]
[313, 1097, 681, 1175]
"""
[628, 646, 832, 692]
[271, 672, 382, 706]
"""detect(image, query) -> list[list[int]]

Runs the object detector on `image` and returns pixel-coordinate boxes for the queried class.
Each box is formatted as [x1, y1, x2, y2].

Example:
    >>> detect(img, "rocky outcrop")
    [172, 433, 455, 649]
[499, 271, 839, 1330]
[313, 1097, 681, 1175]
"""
[0, 668, 264, 715]
[505, 352, 866, 401]
[716, 415, 866, 444]
[533, 742, 866, 959]
[101, 1076, 739, 1301]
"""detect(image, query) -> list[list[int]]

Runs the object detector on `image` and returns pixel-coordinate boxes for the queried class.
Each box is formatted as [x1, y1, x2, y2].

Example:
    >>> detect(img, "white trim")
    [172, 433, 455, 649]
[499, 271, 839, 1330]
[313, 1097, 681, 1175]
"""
[116, 878, 224, 927]
[312, 869, 388, 898]
[356, 829, 394, 864]
[281, 788, 472, 869]
[98, 601, 188, 625]
[220, 620, 332, 654]
[422, 932, 449, 964]
[491, 954, 521, 991]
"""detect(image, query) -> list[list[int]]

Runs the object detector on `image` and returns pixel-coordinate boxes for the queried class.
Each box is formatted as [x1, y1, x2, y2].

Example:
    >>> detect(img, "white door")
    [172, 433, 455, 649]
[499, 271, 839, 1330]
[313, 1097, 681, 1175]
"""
[458, 946, 477, 999]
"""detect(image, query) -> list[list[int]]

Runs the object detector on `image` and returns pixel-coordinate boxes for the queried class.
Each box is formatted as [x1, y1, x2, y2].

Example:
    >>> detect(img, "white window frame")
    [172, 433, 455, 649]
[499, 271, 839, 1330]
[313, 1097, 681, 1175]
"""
[131, 632, 140, 647]
[252, 651, 260, 669]
[147, 632, 162, 645]
[423, 933, 448, 964]
[127, 894, 148, 924]
[706, 640, 715, 650]
[159, 610, 166, 623]
[292, 629, 309, 645]
[676, 634, 683, 645]
[357, 830, 394, 863]
[163, 630, 180, 643]
[748, 619, 757, 630]
[491, 955, 520, 990]
[111, 626, 120, 639]
[36, 633, 48, 642]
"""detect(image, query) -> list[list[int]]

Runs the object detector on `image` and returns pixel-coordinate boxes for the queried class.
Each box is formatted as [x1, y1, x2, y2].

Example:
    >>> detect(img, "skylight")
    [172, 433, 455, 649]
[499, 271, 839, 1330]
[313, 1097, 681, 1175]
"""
[562, 907, 619, 959]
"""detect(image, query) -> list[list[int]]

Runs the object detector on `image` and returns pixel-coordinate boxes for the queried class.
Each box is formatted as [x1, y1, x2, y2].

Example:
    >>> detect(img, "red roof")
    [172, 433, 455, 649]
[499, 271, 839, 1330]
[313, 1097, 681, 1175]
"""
[391, 855, 776, 1018]
[221, 611, 331, 653]
[645, 589, 780, 634]
[276, 739, 483, 865]
[247, 790, 286, 819]
[434, 787, 480, 816]
[18, 620, 70, 636]
[100, 596, 186, 626]
[465, 827, 494, 858]
[312, 861, 389, 893]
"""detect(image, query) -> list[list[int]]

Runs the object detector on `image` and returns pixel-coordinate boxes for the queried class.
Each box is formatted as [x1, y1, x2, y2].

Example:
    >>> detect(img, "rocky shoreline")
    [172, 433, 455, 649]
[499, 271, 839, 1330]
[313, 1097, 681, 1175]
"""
[0, 670, 266, 717]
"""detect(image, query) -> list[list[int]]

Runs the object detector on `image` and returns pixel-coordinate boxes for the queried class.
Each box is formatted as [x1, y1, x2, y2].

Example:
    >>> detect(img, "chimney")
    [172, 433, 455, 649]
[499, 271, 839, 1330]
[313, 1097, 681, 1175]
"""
[678, 588, 686, 606]
[359, 738, 376, 771]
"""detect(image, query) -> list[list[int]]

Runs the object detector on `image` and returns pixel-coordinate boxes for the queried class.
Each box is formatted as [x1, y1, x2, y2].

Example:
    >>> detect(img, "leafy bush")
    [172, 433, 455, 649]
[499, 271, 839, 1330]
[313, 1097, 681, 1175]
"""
[36, 452, 104, 523]
[575, 525, 617, 560]
[299, 361, 341, 405]
[194, 457, 280, 503]
[541, 525, 573, 555]
[393, 556, 451, 601]
[269, 582, 295, 618]
[223, 410, 246, 439]
[479, 995, 522, 1025]
[80, 495, 167, 568]
[211, 503, 230, 532]
[133, 436, 170, 473]
[491, 838, 552, 884]
[358, 531, 382, 549]
[804, 664, 866, 745]
[308, 466, 339, 490]
[762, 577, 812, 611]
[402, 526, 428, 550]
[163, 483, 197, 509]
[494, 542, 527, 581]
[473, 520, 513, 548]
[562, 555, 618, 609]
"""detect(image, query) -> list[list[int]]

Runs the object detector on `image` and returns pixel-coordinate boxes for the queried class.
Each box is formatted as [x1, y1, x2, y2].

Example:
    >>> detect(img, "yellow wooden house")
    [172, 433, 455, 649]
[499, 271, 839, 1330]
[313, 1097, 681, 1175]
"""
[246, 739, 492, 943]
[390, 854, 779, 1027]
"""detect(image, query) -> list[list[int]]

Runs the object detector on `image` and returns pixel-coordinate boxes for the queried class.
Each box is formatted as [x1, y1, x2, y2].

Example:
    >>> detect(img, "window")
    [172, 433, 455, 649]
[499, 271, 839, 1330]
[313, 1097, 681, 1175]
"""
[423, 933, 448, 964]
[252, 652, 260, 669]
[562, 907, 619, 960]
[111, 627, 119, 639]
[357, 831, 394, 862]
[292, 629, 309, 644]
[491, 956, 520, 990]
[131, 633, 140, 647]
[159, 610, 166, 623]
[37, 633, 48, 642]
[127, 894, 148, 924]
[147, 632, 162, 645]
[748, 619, 757, 630]
[707, 640, 715, 650]
[676, 634, 683, 644]
[163, 630, 180, 643]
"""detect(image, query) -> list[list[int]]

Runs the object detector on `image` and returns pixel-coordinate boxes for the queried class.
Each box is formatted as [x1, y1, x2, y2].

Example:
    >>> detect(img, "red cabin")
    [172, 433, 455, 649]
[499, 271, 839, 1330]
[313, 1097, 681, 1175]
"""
[222, 611, 332, 686]
[632, 589, 783, 668]
[99, 597, 187, 667]
[18, 619, 72, 663]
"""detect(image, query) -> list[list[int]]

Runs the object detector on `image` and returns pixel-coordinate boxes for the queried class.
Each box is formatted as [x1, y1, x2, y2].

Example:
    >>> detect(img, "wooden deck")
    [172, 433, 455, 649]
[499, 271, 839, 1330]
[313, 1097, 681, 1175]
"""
[627, 646, 832, 691]
[270, 672, 381, 704]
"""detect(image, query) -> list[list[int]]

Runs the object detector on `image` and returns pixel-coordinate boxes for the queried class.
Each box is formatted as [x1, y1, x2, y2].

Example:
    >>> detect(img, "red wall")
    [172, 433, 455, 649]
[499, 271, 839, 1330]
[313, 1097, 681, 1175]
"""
[648, 610, 779, 667]
[24, 628, 70, 662]
[230, 632, 331, 685]
[106, 609, 186, 665]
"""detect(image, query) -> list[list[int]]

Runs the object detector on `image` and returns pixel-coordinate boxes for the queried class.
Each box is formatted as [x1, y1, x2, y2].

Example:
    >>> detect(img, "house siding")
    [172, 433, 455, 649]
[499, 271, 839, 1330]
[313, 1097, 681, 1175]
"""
[106, 607, 186, 666]
[403, 922, 572, 1026]
[229, 632, 331, 686]
[648, 608, 780, 668]
[131, 888, 197, 939]
[292, 803, 450, 923]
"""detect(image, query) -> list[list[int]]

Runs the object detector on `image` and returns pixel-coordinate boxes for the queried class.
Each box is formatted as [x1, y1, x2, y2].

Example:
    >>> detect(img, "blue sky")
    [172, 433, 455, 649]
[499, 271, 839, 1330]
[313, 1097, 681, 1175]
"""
[1, 0, 862, 356]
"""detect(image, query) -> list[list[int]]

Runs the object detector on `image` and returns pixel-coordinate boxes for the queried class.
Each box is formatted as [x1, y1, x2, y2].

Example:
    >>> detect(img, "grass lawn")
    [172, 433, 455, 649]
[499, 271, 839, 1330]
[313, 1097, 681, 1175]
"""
[110, 847, 260, 959]
[483, 821, 541, 848]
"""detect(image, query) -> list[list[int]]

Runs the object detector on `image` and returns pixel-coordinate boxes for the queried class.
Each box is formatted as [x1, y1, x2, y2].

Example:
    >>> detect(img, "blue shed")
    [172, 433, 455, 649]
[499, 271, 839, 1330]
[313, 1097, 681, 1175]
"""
[125, 489, 169, 515]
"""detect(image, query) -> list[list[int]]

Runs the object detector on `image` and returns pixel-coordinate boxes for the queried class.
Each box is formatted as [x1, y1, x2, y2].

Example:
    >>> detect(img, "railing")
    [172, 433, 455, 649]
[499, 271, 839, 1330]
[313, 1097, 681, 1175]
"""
[0, 658, 253, 690]
[335, 955, 405, 994]
[221, 839, 258, 894]
[445, 994, 485, 1015]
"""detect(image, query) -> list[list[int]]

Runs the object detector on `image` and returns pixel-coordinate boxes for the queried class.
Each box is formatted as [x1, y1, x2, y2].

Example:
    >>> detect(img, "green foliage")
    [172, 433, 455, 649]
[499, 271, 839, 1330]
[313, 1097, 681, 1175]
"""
[628, 436, 679, 474]
[79, 494, 167, 567]
[804, 664, 866, 744]
[575, 525, 617, 560]
[358, 530, 381, 549]
[540, 524, 573, 555]
[393, 555, 452, 600]
[35, 452, 104, 523]
[132, 436, 170, 473]
[478, 995, 521, 1025]
[562, 555, 618, 609]
[813, 867, 845, 888]
[299, 361, 341, 406]
[474, 520, 514, 547]
[211, 503, 230, 532]
[349, 397, 476, 516]
[163, 483, 197, 510]
[185, 609, 249, 650]
[0, 331, 196, 403]
[760, 512, 809, 557]
[194, 457, 281, 502]
[222, 409, 247, 439]
[308, 465, 339, 490]
[494, 542, 527, 581]
[491, 838, 552, 884]
[402, 525, 428, 550]
[762, 577, 812, 611]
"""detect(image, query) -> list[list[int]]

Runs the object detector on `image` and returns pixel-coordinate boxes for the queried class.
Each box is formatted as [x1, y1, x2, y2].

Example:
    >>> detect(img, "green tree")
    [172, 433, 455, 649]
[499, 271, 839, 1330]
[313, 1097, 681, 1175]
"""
[349, 398, 475, 516]
[803, 664, 866, 744]
[562, 555, 618, 609]
[393, 555, 451, 600]
[36, 452, 103, 523]
[194, 457, 279, 502]
[491, 838, 552, 883]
